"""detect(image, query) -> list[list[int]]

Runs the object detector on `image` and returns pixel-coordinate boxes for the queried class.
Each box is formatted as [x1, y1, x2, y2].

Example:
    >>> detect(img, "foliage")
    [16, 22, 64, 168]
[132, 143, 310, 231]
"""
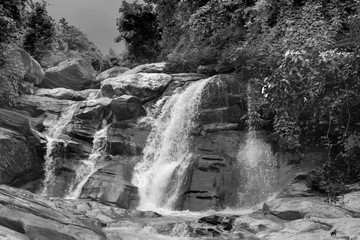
[54, 17, 104, 71]
[0, 0, 27, 66]
[23, 1, 56, 62]
[115, 0, 161, 64]
[0, 0, 26, 44]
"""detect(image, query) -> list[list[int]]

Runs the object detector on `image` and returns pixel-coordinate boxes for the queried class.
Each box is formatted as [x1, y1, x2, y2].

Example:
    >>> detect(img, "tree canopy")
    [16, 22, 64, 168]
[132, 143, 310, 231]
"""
[115, 0, 161, 64]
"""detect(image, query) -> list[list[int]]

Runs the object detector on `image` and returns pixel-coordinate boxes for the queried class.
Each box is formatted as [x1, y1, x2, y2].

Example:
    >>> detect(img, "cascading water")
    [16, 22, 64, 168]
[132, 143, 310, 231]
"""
[42, 103, 79, 196]
[66, 124, 109, 199]
[235, 82, 289, 208]
[132, 79, 211, 210]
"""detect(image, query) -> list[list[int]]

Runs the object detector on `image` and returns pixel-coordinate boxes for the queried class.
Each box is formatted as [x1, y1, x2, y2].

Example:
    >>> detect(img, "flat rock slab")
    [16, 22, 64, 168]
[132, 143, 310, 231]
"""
[0, 185, 107, 240]
[16, 94, 76, 116]
[101, 73, 173, 99]
[35, 88, 86, 101]
[264, 197, 350, 220]
[96, 66, 130, 82]
[124, 62, 166, 75]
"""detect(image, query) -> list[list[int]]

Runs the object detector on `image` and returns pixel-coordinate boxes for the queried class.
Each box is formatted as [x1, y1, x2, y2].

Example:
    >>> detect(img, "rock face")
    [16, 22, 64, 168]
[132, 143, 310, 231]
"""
[0, 185, 107, 240]
[0, 109, 44, 187]
[96, 66, 130, 82]
[173, 74, 247, 211]
[176, 149, 239, 211]
[101, 73, 173, 100]
[39, 58, 96, 90]
[80, 162, 140, 209]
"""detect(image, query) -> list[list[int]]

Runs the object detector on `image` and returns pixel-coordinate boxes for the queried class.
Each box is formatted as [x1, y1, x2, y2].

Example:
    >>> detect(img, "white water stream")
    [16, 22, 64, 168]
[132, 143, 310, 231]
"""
[235, 82, 293, 207]
[132, 79, 211, 210]
[66, 124, 109, 199]
[41, 103, 79, 196]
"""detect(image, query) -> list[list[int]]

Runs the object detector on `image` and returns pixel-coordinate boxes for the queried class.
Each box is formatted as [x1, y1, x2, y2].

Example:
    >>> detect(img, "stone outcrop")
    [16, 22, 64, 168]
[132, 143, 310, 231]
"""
[101, 73, 173, 100]
[35, 88, 86, 101]
[96, 66, 130, 82]
[39, 58, 96, 90]
[0, 185, 107, 240]
[80, 162, 140, 209]
[0, 109, 44, 187]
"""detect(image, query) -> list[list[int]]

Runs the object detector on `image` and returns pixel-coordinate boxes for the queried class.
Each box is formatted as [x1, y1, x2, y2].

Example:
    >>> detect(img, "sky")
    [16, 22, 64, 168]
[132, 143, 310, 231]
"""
[45, 0, 136, 55]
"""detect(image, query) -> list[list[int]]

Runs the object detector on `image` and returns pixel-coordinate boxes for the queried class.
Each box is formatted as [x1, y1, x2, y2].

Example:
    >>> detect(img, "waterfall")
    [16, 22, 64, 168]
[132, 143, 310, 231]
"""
[41, 103, 79, 196]
[132, 79, 211, 210]
[66, 124, 109, 199]
[236, 82, 280, 207]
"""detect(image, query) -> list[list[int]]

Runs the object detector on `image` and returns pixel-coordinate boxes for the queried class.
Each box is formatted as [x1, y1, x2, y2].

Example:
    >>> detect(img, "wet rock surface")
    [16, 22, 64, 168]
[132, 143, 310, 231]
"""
[0, 185, 107, 240]
[0, 110, 44, 187]
[80, 162, 140, 209]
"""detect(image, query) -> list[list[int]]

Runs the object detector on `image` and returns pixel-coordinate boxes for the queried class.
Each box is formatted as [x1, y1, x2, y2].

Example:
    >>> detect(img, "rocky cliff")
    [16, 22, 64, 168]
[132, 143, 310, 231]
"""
[1, 51, 360, 239]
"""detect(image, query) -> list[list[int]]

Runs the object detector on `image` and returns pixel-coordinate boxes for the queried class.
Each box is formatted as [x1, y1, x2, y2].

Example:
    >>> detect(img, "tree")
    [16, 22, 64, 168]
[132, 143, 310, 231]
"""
[115, 0, 161, 63]
[23, 1, 55, 62]
[0, 0, 26, 44]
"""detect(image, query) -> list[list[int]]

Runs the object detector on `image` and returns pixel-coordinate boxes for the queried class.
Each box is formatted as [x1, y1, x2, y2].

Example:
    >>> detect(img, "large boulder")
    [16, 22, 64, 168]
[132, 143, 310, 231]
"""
[80, 162, 140, 209]
[16, 48, 45, 84]
[39, 58, 96, 90]
[0, 109, 44, 187]
[96, 66, 130, 82]
[35, 88, 86, 101]
[110, 95, 146, 121]
[344, 191, 360, 213]
[101, 73, 173, 99]
[0, 185, 107, 240]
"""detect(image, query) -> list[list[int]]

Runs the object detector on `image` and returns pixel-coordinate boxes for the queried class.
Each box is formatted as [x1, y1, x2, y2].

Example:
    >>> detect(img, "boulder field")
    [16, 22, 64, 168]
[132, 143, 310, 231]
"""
[0, 51, 360, 239]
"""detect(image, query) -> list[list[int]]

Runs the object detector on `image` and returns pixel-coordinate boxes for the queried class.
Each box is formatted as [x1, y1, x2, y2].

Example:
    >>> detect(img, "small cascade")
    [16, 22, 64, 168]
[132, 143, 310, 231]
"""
[236, 82, 283, 207]
[66, 124, 109, 199]
[42, 103, 79, 196]
[132, 79, 211, 210]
